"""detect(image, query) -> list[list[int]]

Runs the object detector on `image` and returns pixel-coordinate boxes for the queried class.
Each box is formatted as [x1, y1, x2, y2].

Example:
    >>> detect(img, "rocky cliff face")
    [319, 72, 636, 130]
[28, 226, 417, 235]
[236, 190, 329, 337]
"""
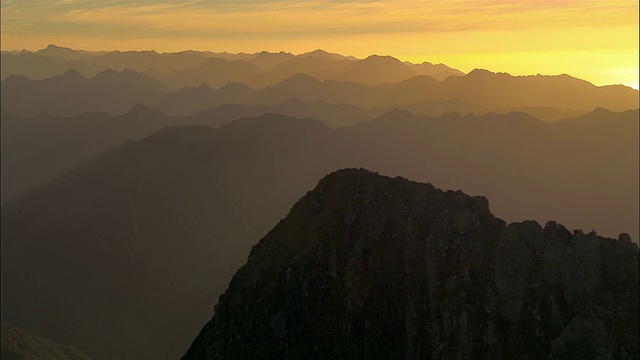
[183, 169, 639, 359]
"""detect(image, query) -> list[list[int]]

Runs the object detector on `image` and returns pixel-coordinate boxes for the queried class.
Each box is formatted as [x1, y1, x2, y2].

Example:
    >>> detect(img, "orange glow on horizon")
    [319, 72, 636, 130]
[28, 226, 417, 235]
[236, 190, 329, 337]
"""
[1, 0, 638, 88]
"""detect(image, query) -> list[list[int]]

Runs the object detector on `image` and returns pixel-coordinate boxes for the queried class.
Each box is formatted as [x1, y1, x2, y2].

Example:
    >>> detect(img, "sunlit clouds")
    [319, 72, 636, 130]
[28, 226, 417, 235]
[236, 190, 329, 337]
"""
[1, 0, 638, 88]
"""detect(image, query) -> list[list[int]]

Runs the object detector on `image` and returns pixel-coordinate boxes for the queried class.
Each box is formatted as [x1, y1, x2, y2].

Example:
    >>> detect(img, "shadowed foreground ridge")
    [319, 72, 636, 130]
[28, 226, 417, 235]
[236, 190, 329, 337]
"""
[1, 323, 91, 360]
[183, 168, 639, 359]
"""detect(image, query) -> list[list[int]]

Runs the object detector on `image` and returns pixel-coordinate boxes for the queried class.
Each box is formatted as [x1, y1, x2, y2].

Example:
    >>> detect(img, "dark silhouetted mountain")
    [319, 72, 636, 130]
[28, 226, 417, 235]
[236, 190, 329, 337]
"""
[247, 51, 295, 71]
[440, 69, 638, 111]
[373, 99, 488, 118]
[407, 60, 465, 81]
[300, 49, 357, 61]
[269, 97, 375, 128]
[37, 44, 96, 60]
[1, 323, 91, 360]
[2, 71, 377, 117]
[1, 69, 172, 117]
[258, 73, 383, 108]
[153, 83, 221, 116]
[162, 58, 262, 89]
[1, 106, 174, 201]
[2, 107, 637, 238]
[375, 75, 440, 105]
[4, 67, 637, 118]
[1, 114, 344, 360]
[2, 46, 209, 80]
[494, 106, 589, 122]
[185, 103, 271, 128]
[92, 68, 171, 92]
[1, 98, 379, 201]
[558, 106, 638, 124]
[2, 108, 637, 359]
[187, 98, 376, 129]
[183, 169, 639, 359]
[334, 55, 419, 85]
[1, 52, 101, 80]
[251, 56, 352, 88]
[195, 51, 254, 61]
[340, 108, 639, 241]
[90, 49, 207, 74]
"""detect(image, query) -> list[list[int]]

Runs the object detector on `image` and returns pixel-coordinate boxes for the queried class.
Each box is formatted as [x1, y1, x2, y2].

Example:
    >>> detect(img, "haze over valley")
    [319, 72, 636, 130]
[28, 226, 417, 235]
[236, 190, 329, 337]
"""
[1, 1, 638, 359]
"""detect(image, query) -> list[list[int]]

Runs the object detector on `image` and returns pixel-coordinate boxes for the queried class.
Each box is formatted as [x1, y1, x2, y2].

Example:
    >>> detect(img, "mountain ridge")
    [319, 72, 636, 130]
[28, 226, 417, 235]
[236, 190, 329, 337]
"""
[183, 168, 639, 359]
[2, 109, 637, 359]
[3, 66, 636, 118]
[1, 323, 92, 360]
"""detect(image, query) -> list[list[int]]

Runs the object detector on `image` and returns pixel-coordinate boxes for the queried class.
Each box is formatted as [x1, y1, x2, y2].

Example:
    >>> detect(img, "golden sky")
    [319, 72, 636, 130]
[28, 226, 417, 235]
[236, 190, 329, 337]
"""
[2, 0, 638, 88]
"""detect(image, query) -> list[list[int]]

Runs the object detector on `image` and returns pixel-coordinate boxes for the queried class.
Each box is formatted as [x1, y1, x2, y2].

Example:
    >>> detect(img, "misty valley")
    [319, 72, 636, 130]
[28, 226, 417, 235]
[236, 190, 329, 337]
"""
[1, 45, 638, 360]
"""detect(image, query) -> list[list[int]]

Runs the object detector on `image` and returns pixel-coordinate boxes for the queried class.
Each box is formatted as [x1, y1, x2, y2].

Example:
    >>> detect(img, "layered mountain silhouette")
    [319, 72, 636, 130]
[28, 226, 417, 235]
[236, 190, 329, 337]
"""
[2, 109, 637, 358]
[162, 58, 262, 89]
[1, 100, 376, 201]
[3, 65, 636, 118]
[1, 45, 462, 90]
[3, 108, 637, 234]
[343, 108, 640, 242]
[1, 70, 165, 116]
[1, 323, 91, 360]
[333, 55, 421, 85]
[248, 56, 353, 88]
[92, 68, 171, 92]
[183, 169, 639, 359]
[3, 108, 637, 242]
[245, 51, 295, 71]
[1, 44, 638, 360]
[1, 114, 344, 360]
[1, 105, 174, 201]
[408, 61, 465, 81]
[1, 45, 209, 79]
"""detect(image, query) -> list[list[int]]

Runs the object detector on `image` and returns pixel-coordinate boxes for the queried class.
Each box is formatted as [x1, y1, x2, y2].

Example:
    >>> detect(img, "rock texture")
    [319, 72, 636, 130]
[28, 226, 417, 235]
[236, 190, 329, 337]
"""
[183, 168, 639, 359]
[1, 323, 91, 360]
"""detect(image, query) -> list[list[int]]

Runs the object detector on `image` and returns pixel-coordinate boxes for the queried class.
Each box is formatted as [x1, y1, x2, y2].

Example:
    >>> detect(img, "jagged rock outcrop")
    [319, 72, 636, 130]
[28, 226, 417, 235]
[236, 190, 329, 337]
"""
[183, 168, 639, 359]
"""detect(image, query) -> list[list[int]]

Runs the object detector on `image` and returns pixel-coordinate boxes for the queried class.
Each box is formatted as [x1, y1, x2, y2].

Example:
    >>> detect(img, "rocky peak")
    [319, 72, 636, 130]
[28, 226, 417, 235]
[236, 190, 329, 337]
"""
[183, 169, 639, 359]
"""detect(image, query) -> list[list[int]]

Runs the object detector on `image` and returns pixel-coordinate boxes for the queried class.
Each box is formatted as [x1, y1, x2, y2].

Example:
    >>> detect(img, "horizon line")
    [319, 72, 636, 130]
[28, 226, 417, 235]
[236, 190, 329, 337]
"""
[2, 44, 638, 90]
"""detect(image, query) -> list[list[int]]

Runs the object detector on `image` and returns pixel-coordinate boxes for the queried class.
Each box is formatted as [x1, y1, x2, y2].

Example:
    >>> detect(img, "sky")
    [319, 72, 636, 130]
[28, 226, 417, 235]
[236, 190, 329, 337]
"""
[1, 0, 638, 89]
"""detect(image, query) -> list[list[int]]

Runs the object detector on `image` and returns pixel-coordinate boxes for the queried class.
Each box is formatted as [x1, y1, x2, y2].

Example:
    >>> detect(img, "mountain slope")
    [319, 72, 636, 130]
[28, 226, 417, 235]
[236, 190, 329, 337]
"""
[334, 55, 418, 85]
[0, 106, 174, 201]
[1, 70, 167, 117]
[1, 323, 91, 360]
[183, 169, 639, 359]
[440, 69, 638, 111]
[247, 51, 295, 71]
[162, 58, 262, 89]
[92, 68, 171, 91]
[252, 56, 351, 88]
[1, 109, 637, 359]
[339, 109, 639, 241]
[1, 114, 343, 360]
[4, 68, 637, 118]
[0, 98, 377, 201]
[408, 61, 465, 80]
[3, 107, 636, 237]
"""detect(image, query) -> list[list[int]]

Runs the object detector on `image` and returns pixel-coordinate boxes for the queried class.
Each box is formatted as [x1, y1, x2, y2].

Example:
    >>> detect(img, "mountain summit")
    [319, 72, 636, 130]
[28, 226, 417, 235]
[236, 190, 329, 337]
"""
[183, 168, 639, 359]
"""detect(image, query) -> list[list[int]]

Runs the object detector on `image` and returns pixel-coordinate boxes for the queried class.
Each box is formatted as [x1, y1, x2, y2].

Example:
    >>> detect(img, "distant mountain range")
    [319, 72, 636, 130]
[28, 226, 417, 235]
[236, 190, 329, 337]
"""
[184, 169, 639, 359]
[2, 64, 635, 119]
[1, 45, 462, 89]
[2, 109, 637, 359]
[1, 45, 638, 360]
